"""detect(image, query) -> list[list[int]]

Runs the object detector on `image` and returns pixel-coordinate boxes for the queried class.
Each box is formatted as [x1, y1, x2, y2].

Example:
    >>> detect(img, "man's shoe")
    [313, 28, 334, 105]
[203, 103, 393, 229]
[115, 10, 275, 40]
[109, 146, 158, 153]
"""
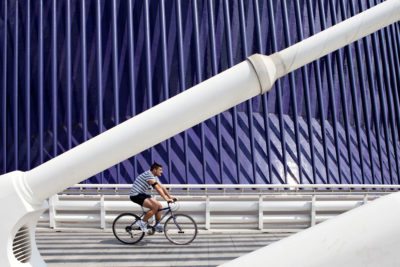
[155, 224, 164, 233]
[135, 220, 149, 233]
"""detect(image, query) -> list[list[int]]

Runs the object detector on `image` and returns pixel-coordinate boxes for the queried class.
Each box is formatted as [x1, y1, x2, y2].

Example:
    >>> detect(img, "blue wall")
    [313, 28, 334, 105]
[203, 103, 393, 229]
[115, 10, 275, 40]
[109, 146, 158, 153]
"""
[1, 0, 400, 185]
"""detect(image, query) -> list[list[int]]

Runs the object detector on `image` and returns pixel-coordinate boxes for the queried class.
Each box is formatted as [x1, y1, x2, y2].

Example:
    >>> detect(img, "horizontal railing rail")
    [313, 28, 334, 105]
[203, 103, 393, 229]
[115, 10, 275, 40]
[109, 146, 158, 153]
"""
[63, 184, 400, 195]
[69, 184, 400, 189]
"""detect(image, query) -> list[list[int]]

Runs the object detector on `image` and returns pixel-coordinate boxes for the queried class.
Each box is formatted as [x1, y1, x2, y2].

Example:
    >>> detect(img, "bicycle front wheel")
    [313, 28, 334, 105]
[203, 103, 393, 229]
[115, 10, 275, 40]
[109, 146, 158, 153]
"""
[164, 214, 198, 245]
[112, 213, 145, 244]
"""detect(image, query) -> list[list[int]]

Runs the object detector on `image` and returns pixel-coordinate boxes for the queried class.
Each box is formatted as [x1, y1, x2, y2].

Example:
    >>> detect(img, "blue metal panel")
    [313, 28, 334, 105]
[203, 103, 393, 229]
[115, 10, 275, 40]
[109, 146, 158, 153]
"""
[281, 0, 302, 184]
[52, 0, 57, 160]
[207, 0, 224, 184]
[81, 0, 88, 144]
[143, 0, 153, 165]
[81, 0, 88, 183]
[175, 0, 190, 184]
[294, 0, 316, 184]
[394, 24, 400, 83]
[317, 0, 342, 184]
[328, 1, 355, 184]
[223, 0, 241, 184]
[305, 0, 330, 184]
[26, 0, 31, 170]
[1, 0, 7, 173]
[253, 0, 272, 184]
[1, 0, 400, 186]
[238, 0, 256, 184]
[13, 0, 18, 170]
[366, 0, 392, 184]
[161, 0, 172, 182]
[38, 0, 44, 164]
[348, 0, 376, 184]
[127, 0, 137, 180]
[96, 0, 104, 184]
[111, 0, 120, 183]
[338, 0, 367, 184]
[374, 3, 400, 184]
[191, 0, 207, 184]
[267, 0, 288, 184]
[361, 27, 386, 183]
[386, 24, 400, 184]
[66, 0, 72, 151]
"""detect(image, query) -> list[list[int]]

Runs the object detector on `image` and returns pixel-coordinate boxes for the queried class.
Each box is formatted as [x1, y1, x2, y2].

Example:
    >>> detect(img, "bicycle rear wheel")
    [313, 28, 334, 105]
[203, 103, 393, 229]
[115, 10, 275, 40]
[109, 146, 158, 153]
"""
[112, 213, 145, 244]
[164, 214, 197, 245]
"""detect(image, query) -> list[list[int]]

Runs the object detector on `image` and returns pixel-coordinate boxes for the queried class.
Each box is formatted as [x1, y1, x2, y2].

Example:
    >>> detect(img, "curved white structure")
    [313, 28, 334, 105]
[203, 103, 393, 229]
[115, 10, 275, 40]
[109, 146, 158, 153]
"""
[220, 191, 400, 267]
[0, 0, 399, 266]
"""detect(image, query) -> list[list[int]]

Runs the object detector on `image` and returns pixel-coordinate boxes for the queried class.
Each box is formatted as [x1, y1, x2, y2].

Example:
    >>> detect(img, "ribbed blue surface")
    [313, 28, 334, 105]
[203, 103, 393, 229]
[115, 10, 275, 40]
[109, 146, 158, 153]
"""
[1, 0, 400, 185]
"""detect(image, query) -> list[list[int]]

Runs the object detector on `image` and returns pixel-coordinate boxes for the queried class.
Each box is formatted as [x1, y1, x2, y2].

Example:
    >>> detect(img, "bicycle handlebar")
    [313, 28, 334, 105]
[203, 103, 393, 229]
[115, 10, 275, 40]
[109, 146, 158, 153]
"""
[167, 198, 178, 204]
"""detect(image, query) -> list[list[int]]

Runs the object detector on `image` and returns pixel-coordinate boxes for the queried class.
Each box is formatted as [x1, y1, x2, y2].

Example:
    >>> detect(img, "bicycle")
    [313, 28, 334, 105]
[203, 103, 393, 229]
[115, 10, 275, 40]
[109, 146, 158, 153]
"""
[112, 200, 198, 245]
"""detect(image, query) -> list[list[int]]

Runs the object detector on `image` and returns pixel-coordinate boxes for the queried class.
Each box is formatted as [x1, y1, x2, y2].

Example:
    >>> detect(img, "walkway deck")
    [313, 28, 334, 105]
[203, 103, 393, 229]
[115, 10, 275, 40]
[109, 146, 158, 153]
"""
[36, 231, 291, 266]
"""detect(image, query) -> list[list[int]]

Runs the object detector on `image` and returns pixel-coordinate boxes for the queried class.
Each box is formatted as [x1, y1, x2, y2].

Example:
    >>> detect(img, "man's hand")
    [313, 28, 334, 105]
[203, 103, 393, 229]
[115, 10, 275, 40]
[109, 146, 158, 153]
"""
[167, 197, 178, 203]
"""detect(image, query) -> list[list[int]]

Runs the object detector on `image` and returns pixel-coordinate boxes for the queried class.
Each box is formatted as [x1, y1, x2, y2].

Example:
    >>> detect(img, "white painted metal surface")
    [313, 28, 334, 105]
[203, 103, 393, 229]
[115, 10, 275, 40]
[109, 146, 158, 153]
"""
[272, 0, 400, 79]
[0, 172, 47, 266]
[221, 191, 400, 267]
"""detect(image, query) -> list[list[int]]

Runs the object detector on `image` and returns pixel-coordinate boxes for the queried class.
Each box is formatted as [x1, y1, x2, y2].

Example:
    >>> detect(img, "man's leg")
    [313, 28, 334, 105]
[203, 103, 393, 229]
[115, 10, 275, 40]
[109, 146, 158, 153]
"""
[148, 198, 163, 221]
[142, 198, 162, 222]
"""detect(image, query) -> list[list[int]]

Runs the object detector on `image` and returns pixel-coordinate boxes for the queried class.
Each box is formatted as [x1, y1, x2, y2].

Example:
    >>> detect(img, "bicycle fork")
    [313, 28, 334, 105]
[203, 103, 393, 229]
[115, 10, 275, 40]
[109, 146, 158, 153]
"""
[170, 214, 184, 234]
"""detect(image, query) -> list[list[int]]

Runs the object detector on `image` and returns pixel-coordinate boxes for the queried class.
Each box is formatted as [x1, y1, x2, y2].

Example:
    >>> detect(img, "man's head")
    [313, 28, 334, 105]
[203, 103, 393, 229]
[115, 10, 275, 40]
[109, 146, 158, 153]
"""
[150, 162, 163, 176]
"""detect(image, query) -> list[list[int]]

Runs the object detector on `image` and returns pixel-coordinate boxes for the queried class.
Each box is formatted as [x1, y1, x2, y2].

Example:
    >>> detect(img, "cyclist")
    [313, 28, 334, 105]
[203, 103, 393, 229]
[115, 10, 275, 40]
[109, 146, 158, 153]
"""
[129, 163, 177, 233]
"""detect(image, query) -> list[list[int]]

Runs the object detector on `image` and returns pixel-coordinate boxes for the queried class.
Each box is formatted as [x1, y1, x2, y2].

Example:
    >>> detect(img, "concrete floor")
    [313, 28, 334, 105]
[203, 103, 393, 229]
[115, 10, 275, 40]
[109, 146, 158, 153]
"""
[36, 231, 292, 267]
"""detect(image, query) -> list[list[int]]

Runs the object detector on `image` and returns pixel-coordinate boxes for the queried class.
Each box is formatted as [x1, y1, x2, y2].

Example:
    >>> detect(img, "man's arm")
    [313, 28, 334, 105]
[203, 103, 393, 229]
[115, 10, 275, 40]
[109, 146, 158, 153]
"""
[148, 180, 175, 202]
[158, 181, 175, 200]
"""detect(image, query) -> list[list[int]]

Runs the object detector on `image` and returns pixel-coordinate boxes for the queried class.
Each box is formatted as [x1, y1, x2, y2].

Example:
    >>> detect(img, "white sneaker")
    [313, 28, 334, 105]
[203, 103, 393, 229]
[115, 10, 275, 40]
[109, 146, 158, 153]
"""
[155, 224, 164, 233]
[135, 220, 148, 233]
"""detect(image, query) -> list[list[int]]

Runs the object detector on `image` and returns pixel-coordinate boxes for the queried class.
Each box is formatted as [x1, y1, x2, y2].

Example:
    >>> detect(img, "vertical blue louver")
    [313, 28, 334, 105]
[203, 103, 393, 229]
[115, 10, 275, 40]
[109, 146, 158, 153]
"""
[1, 0, 400, 185]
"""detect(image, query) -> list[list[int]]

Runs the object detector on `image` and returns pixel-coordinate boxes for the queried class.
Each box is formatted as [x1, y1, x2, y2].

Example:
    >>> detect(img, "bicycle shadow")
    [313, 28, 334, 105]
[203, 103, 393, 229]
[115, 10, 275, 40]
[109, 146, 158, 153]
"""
[99, 238, 152, 246]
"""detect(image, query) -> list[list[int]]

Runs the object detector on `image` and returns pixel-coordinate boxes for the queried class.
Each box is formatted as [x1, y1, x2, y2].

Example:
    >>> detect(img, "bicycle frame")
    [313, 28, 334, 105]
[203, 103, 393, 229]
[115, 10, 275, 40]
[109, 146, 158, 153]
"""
[112, 202, 197, 245]
[139, 204, 181, 231]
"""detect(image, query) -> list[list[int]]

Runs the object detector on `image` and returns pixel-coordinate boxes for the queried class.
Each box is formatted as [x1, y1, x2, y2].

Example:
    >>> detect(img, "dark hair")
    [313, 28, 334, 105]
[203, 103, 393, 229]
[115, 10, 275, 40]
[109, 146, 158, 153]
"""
[150, 162, 162, 171]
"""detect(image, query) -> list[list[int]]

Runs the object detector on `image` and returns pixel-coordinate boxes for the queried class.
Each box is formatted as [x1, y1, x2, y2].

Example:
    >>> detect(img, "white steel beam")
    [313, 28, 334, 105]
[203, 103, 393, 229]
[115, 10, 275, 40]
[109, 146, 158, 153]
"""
[221, 191, 400, 267]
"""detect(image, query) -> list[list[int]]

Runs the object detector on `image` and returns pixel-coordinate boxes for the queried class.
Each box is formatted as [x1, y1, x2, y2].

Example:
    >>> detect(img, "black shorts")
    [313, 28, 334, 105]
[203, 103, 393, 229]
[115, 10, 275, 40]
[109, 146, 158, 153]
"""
[130, 193, 151, 206]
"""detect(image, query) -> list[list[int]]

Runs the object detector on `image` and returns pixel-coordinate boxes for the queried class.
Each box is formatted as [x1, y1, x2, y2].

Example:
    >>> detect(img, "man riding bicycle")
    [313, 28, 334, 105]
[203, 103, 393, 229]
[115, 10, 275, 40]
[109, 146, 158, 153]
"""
[129, 163, 177, 233]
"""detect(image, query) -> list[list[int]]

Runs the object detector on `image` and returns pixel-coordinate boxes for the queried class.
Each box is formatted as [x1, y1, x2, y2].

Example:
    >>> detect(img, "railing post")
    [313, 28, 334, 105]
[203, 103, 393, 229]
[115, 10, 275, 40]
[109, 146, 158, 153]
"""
[205, 195, 210, 230]
[100, 195, 105, 229]
[258, 195, 263, 230]
[311, 195, 316, 227]
[363, 194, 368, 205]
[49, 195, 57, 229]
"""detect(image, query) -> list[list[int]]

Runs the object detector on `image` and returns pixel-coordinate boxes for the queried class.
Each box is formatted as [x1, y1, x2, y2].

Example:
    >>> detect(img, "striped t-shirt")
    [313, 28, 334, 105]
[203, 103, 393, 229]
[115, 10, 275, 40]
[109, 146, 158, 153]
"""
[129, 170, 158, 196]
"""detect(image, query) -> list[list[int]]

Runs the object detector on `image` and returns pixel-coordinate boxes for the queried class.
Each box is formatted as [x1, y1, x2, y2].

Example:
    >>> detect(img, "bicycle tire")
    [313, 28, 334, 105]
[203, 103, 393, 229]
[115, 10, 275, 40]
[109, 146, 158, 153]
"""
[112, 213, 145, 244]
[164, 214, 198, 245]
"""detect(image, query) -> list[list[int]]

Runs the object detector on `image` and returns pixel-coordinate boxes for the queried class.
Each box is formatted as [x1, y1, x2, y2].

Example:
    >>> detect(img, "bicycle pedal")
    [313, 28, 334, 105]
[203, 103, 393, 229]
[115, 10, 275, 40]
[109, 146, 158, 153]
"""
[147, 228, 155, 235]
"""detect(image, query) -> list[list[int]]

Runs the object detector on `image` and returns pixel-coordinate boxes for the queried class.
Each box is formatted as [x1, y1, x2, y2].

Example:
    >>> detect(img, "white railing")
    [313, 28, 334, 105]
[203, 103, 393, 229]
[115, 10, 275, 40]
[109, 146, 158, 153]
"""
[66, 183, 400, 189]
[36, 184, 399, 232]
